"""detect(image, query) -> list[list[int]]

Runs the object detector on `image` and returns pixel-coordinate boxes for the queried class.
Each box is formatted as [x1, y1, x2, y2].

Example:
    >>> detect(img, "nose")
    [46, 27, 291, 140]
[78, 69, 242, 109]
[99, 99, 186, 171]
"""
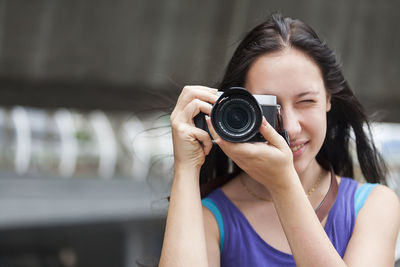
[281, 106, 301, 141]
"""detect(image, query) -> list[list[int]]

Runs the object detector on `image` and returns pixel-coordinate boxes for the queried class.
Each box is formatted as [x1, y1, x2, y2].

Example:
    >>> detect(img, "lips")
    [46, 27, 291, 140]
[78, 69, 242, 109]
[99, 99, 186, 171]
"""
[290, 141, 308, 156]
[291, 143, 305, 152]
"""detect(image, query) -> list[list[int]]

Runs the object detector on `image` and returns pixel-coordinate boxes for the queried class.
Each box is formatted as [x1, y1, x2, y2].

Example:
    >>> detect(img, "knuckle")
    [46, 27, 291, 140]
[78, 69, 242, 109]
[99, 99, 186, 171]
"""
[189, 99, 203, 113]
[170, 118, 178, 128]
[182, 86, 190, 93]
[176, 124, 187, 135]
[191, 98, 201, 106]
[183, 85, 194, 95]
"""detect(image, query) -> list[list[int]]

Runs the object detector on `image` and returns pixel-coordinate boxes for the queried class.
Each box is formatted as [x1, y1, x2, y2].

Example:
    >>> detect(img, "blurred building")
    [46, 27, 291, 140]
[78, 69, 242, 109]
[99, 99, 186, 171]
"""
[0, 0, 399, 266]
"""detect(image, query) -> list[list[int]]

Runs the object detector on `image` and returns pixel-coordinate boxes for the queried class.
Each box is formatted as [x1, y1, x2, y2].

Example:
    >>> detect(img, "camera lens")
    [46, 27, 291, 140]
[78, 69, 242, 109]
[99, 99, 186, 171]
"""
[222, 102, 251, 132]
[212, 91, 262, 142]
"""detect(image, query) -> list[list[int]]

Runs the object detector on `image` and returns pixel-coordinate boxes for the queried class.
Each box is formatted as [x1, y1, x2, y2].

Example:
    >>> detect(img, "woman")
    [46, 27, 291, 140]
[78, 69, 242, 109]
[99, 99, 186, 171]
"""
[159, 13, 400, 266]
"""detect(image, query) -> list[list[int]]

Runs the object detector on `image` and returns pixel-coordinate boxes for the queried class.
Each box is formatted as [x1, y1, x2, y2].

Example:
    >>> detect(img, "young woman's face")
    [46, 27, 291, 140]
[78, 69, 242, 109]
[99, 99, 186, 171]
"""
[244, 48, 331, 175]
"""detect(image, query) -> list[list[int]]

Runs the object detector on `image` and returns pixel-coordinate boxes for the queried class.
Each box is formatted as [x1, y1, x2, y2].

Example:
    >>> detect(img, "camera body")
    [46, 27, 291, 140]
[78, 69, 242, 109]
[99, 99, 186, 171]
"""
[194, 87, 289, 143]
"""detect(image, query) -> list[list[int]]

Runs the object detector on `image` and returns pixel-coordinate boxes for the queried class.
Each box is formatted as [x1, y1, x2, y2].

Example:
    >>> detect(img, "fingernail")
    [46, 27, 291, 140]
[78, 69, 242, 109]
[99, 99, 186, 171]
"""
[262, 117, 267, 126]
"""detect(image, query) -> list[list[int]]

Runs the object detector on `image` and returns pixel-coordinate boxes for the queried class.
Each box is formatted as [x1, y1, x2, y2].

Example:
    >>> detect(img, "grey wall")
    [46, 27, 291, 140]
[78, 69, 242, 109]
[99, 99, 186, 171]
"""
[0, 0, 399, 121]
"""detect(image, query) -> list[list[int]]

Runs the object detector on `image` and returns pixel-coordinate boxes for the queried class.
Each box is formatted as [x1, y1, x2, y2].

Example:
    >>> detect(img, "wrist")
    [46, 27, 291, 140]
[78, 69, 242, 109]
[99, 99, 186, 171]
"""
[171, 163, 202, 198]
[268, 168, 301, 198]
[174, 162, 201, 177]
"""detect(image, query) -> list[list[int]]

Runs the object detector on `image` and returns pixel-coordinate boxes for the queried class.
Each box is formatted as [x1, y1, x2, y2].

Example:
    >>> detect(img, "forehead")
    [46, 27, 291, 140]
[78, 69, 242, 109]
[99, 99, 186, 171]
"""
[244, 48, 325, 97]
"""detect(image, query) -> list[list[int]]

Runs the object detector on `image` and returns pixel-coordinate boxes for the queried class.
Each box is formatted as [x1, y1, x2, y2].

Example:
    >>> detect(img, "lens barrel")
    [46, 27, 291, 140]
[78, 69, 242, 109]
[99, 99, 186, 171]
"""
[211, 88, 263, 142]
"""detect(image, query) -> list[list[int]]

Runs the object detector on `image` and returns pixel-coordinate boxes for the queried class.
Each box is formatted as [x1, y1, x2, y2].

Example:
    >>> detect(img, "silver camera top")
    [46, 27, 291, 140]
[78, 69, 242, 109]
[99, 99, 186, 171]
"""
[216, 91, 277, 106]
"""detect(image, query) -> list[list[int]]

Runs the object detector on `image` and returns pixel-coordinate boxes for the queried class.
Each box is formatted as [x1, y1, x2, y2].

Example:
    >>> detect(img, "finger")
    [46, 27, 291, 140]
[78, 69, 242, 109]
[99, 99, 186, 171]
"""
[205, 116, 257, 164]
[180, 99, 213, 123]
[205, 115, 244, 151]
[205, 115, 241, 147]
[205, 115, 222, 143]
[188, 126, 213, 156]
[175, 86, 218, 111]
[259, 117, 288, 150]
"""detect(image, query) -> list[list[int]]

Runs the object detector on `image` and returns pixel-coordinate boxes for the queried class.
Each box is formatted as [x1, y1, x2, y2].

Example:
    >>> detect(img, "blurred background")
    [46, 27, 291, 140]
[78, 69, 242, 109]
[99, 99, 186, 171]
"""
[0, 0, 399, 266]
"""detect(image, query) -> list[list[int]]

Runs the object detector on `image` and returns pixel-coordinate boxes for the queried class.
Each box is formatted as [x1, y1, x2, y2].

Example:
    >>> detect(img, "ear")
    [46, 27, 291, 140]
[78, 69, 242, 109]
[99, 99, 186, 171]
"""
[326, 92, 332, 112]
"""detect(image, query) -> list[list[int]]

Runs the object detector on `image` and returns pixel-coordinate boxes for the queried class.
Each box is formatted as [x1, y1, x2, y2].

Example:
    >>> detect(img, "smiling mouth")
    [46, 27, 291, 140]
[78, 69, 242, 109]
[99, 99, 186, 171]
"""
[291, 143, 305, 152]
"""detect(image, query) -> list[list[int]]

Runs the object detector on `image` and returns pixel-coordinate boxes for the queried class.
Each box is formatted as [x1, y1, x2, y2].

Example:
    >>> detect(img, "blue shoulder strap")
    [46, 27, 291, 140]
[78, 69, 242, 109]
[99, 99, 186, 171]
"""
[354, 183, 379, 217]
[202, 197, 224, 252]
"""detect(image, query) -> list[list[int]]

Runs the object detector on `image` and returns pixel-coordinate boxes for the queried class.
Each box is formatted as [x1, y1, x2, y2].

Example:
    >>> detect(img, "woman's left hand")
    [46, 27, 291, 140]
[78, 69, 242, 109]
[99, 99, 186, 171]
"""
[206, 116, 297, 194]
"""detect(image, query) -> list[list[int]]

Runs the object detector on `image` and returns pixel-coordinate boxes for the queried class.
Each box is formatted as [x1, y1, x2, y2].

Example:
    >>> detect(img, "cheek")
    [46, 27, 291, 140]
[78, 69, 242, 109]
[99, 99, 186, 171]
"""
[312, 117, 327, 148]
[303, 109, 327, 140]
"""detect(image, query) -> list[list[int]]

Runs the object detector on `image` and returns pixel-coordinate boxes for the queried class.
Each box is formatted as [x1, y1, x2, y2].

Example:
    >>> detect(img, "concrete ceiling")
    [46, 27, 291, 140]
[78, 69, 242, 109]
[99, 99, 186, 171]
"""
[0, 0, 399, 121]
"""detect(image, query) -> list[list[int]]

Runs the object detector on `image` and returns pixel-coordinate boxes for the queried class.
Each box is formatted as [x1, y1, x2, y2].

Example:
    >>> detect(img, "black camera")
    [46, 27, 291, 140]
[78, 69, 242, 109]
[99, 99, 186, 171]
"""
[194, 87, 289, 144]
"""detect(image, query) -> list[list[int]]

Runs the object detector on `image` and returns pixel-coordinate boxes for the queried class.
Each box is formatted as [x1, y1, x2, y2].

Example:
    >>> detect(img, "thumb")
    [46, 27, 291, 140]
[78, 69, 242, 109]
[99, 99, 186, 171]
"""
[259, 117, 288, 150]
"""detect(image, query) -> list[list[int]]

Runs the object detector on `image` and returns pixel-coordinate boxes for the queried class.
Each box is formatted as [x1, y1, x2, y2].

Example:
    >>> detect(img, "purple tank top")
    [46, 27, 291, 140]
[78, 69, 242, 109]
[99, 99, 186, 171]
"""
[204, 177, 358, 266]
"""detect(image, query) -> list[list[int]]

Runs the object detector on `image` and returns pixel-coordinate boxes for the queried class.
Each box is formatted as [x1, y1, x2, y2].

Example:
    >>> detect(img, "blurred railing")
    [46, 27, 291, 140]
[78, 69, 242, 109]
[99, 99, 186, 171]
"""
[0, 106, 173, 182]
[1, 106, 399, 195]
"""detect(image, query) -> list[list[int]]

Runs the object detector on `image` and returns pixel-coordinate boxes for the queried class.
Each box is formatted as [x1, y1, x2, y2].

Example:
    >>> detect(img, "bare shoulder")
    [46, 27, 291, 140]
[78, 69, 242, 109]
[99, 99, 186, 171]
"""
[358, 184, 400, 223]
[343, 185, 400, 265]
[366, 185, 400, 215]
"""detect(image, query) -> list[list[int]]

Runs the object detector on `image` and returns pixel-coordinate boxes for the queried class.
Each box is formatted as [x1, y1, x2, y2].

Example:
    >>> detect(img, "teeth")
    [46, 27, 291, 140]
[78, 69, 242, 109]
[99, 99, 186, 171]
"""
[291, 143, 305, 152]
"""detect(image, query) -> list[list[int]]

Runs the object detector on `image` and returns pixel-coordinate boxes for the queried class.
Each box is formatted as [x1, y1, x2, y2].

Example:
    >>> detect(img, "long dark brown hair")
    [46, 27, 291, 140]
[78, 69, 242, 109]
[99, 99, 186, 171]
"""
[200, 12, 387, 197]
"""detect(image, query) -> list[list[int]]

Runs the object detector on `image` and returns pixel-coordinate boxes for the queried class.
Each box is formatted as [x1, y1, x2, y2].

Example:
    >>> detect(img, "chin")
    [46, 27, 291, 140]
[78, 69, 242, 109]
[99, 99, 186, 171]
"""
[293, 155, 318, 176]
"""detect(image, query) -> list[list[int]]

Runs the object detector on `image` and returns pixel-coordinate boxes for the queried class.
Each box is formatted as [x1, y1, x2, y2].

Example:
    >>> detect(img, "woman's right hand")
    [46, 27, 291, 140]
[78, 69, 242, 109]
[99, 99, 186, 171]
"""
[170, 85, 218, 170]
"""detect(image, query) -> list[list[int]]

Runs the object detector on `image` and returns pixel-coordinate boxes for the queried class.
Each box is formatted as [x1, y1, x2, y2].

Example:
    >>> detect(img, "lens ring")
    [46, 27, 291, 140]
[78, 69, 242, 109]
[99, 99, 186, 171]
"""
[213, 94, 262, 142]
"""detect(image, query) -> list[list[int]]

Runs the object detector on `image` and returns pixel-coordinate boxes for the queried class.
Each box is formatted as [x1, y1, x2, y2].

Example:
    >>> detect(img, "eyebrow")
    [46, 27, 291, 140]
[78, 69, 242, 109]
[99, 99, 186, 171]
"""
[296, 90, 320, 98]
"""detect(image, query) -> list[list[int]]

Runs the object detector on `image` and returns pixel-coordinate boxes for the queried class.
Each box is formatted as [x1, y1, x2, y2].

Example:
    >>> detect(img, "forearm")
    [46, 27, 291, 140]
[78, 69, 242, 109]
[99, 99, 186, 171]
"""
[271, 174, 346, 267]
[159, 165, 208, 267]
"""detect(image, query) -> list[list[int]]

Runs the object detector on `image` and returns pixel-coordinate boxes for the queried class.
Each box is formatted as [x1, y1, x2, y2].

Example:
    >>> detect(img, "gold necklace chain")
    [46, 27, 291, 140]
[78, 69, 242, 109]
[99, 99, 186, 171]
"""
[239, 175, 322, 202]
